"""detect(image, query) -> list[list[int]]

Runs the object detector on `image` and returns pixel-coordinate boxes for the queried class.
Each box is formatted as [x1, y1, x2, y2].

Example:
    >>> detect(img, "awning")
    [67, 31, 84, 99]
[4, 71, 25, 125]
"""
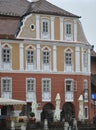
[0, 98, 26, 105]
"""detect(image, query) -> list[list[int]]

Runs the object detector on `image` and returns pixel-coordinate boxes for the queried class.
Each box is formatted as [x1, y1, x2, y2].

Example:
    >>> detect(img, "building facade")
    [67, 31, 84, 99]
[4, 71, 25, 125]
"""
[0, 0, 93, 121]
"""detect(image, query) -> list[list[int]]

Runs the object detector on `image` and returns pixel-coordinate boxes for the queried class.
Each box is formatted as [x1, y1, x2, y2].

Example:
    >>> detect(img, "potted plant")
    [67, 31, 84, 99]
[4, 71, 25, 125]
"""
[27, 112, 36, 129]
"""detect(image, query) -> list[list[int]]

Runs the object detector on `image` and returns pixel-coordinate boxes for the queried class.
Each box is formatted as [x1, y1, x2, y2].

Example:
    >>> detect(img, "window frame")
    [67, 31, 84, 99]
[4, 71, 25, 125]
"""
[42, 78, 51, 93]
[41, 19, 50, 39]
[1, 77, 12, 92]
[65, 79, 74, 92]
[26, 78, 36, 92]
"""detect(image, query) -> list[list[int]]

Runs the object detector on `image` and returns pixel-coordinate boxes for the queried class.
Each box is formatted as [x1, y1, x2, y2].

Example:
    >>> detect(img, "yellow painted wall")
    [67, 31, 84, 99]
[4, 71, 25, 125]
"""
[19, 14, 36, 38]
[10, 43, 20, 70]
[54, 17, 60, 40]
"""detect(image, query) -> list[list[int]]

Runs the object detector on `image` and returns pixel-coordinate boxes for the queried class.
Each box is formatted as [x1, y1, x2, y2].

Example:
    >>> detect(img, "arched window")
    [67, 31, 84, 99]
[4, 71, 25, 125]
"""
[42, 46, 51, 71]
[1, 43, 12, 70]
[26, 45, 36, 71]
[64, 48, 73, 72]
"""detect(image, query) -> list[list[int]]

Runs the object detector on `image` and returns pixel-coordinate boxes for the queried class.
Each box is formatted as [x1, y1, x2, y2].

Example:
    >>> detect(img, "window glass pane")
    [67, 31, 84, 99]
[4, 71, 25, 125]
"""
[2, 79, 11, 92]
[65, 52, 72, 65]
[43, 21, 48, 33]
[2, 48, 11, 63]
[27, 79, 35, 92]
[43, 79, 50, 92]
[66, 24, 71, 35]
[43, 51, 50, 64]
[27, 50, 34, 63]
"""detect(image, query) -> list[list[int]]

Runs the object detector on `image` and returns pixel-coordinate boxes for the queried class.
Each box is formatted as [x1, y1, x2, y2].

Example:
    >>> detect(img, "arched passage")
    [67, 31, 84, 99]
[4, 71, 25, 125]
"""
[61, 102, 75, 122]
[41, 103, 55, 122]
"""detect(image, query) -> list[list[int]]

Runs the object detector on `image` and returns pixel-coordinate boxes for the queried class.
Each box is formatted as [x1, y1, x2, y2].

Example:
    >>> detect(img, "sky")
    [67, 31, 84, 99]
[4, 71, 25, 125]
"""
[47, 0, 96, 50]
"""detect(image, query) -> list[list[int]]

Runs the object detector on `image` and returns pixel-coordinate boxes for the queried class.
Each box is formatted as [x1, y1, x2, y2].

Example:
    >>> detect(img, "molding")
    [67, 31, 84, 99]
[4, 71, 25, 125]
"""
[17, 14, 32, 38]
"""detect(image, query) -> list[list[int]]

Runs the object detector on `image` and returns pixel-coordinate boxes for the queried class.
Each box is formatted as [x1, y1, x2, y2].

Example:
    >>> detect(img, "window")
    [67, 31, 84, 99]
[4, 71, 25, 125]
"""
[83, 52, 88, 68]
[65, 80, 73, 92]
[43, 51, 50, 64]
[84, 106, 88, 119]
[42, 79, 51, 92]
[31, 24, 35, 31]
[64, 48, 73, 72]
[2, 48, 11, 63]
[27, 78, 35, 92]
[41, 19, 50, 39]
[66, 23, 72, 35]
[42, 21, 48, 33]
[65, 52, 72, 65]
[65, 22, 72, 41]
[83, 80, 88, 101]
[26, 50, 34, 64]
[42, 46, 51, 71]
[2, 78, 11, 92]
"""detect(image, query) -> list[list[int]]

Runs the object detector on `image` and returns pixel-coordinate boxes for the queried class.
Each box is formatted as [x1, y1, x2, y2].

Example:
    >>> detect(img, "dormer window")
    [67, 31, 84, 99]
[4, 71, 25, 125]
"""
[41, 19, 50, 39]
[65, 22, 73, 41]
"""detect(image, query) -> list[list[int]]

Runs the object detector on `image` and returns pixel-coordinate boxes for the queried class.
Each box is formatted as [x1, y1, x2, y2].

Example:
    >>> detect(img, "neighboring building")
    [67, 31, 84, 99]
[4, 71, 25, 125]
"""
[91, 47, 96, 114]
[0, 0, 93, 121]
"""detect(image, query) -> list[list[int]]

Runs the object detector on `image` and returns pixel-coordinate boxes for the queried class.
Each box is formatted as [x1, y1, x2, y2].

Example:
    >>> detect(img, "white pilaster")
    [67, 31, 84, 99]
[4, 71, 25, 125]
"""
[37, 44, 40, 71]
[60, 17, 64, 41]
[75, 46, 80, 72]
[51, 16, 54, 40]
[0, 42, 1, 70]
[88, 48, 91, 73]
[74, 19, 77, 41]
[20, 43, 24, 70]
[36, 15, 40, 39]
[81, 48, 84, 72]
[53, 45, 57, 72]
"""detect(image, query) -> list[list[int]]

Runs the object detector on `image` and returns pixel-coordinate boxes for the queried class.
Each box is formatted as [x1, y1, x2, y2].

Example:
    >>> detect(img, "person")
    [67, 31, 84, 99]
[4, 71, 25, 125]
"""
[93, 113, 96, 124]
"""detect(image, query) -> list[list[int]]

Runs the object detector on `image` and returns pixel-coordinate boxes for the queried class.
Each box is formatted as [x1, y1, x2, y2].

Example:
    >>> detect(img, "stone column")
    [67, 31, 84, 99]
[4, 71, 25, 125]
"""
[53, 45, 57, 72]
[60, 17, 64, 41]
[75, 46, 80, 72]
[20, 43, 24, 70]
[74, 19, 77, 41]
[36, 15, 40, 39]
[37, 44, 40, 71]
[51, 16, 54, 40]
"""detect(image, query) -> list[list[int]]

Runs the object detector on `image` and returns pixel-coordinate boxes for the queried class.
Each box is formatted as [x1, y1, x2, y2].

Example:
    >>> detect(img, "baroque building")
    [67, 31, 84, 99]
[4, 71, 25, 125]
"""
[0, 0, 93, 121]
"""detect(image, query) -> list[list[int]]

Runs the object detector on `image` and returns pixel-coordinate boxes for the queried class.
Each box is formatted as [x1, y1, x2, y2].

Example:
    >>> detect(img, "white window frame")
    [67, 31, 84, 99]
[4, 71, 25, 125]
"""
[42, 46, 51, 71]
[26, 50, 34, 64]
[41, 19, 50, 39]
[65, 79, 74, 92]
[83, 51, 88, 68]
[64, 48, 73, 72]
[26, 78, 36, 92]
[83, 79, 88, 102]
[26, 45, 36, 71]
[65, 22, 72, 41]
[42, 78, 51, 102]
[1, 77, 12, 98]
[1, 43, 12, 70]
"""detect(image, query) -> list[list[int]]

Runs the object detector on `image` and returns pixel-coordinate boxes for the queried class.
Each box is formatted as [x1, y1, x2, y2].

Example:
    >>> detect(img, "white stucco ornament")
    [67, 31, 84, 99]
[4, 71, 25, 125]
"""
[54, 93, 61, 121]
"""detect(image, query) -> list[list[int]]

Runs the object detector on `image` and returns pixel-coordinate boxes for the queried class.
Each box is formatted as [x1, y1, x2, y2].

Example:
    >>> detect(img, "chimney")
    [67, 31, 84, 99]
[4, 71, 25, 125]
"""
[27, 0, 39, 2]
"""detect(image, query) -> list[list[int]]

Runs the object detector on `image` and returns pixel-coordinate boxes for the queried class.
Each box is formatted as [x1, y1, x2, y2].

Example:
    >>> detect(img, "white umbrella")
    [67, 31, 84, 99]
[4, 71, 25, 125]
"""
[54, 93, 61, 121]
[31, 101, 38, 119]
[0, 98, 26, 105]
[78, 95, 84, 121]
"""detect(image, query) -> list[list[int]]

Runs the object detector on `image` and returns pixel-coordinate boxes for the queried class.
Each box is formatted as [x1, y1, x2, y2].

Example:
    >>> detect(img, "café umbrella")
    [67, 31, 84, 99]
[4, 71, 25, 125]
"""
[0, 98, 26, 105]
